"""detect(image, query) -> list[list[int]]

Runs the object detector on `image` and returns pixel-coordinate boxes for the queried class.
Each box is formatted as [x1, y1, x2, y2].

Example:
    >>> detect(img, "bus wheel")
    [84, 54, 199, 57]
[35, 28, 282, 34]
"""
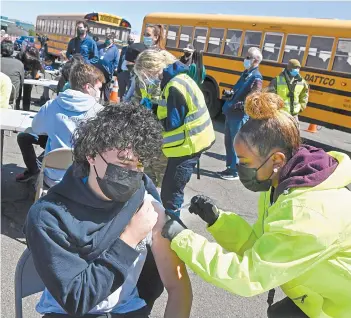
[202, 81, 221, 118]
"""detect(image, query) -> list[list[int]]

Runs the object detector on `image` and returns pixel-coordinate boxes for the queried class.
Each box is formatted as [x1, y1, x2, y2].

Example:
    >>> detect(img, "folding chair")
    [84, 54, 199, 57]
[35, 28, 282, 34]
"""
[14, 248, 45, 318]
[35, 148, 73, 201]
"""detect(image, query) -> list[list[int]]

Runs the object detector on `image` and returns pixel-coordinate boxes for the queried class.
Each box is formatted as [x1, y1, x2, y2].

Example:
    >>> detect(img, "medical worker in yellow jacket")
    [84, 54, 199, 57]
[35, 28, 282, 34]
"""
[161, 92, 351, 318]
[134, 50, 215, 217]
[269, 59, 309, 118]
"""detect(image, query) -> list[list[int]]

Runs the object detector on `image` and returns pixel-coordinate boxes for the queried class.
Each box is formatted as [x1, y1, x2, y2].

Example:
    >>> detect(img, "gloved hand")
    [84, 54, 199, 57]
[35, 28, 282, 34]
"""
[161, 211, 187, 241]
[189, 195, 219, 226]
[140, 97, 153, 110]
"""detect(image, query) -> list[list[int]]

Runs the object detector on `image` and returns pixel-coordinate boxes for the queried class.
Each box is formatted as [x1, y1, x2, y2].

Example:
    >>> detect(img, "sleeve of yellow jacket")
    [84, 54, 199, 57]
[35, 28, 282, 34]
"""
[206, 211, 259, 255]
[171, 203, 339, 297]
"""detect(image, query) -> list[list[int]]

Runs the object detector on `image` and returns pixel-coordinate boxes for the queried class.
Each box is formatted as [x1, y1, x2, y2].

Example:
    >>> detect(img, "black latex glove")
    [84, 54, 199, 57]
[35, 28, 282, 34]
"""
[161, 211, 188, 241]
[189, 195, 219, 226]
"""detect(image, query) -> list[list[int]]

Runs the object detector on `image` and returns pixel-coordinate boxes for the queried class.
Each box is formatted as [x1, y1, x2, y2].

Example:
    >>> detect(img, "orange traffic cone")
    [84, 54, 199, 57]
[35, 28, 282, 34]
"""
[306, 123, 318, 133]
[109, 77, 119, 103]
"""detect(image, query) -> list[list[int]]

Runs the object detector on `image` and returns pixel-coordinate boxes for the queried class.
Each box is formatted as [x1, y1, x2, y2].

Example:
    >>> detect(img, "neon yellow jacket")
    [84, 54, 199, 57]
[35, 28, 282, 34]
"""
[171, 152, 351, 318]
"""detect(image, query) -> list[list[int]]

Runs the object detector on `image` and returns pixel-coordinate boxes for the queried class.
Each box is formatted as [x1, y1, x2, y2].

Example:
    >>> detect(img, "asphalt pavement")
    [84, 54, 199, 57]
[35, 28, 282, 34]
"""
[1, 87, 350, 318]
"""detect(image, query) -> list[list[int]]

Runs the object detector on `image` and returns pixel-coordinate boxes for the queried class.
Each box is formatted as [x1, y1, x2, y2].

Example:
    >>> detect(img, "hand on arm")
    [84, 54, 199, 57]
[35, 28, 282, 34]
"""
[152, 202, 192, 318]
[120, 200, 158, 248]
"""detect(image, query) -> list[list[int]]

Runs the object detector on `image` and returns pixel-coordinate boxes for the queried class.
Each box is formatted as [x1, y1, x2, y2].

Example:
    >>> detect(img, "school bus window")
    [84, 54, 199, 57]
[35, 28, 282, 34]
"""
[63, 21, 67, 35]
[54, 20, 58, 33]
[57, 20, 61, 34]
[332, 38, 351, 73]
[306, 36, 334, 70]
[282, 34, 307, 64]
[122, 29, 129, 42]
[98, 28, 102, 35]
[262, 32, 283, 62]
[241, 31, 262, 57]
[102, 28, 106, 35]
[166, 25, 179, 48]
[70, 21, 76, 36]
[207, 28, 224, 54]
[69, 21, 74, 36]
[178, 26, 194, 49]
[193, 27, 208, 51]
[115, 29, 120, 40]
[64, 20, 69, 35]
[224, 29, 243, 57]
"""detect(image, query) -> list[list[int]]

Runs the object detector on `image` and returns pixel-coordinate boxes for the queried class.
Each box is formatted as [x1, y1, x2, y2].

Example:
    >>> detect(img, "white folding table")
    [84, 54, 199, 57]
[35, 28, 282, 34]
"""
[24, 79, 58, 92]
[0, 109, 36, 164]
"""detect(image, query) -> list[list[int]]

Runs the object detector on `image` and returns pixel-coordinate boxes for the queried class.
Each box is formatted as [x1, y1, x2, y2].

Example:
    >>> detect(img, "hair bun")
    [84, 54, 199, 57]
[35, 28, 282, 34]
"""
[244, 92, 285, 120]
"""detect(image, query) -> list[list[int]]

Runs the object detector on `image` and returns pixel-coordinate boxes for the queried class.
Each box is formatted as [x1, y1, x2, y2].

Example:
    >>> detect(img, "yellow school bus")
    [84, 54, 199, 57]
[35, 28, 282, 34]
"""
[142, 13, 351, 133]
[35, 12, 131, 57]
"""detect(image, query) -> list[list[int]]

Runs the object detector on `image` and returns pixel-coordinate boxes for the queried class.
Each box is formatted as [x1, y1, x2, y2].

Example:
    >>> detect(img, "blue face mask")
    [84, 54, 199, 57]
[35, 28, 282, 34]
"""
[145, 78, 160, 86]
[290, 69, 299, 77]
[244, 59, 252, 69]
[143, 36, 154, 47]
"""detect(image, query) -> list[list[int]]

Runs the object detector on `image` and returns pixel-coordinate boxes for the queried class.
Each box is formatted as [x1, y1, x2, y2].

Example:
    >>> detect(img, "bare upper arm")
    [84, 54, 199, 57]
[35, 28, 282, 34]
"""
[151, 203, 190, 292]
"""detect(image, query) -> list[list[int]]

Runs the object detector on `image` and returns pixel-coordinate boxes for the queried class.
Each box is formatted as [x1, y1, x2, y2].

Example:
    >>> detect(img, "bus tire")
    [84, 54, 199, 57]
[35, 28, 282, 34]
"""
[202, 80, 221, 119]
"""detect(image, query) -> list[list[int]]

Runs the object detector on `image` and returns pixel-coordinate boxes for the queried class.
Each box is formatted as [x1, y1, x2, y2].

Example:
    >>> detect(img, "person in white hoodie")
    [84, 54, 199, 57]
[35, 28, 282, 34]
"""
[16, 63, 105, 186]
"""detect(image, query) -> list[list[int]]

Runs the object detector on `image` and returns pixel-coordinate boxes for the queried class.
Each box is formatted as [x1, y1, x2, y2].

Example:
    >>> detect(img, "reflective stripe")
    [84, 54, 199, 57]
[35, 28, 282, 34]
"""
[163, 132, 185, 144]
[189, 116, 212, 136]
[186, 103, 207, 123]
[161, 75, 207, 123]
[172, 76, 202, 109]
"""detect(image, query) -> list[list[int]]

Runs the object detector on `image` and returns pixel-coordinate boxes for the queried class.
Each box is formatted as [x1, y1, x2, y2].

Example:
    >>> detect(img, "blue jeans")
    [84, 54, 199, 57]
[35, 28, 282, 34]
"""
[224, 111, 249, 173]
[161, 154, 200, 217]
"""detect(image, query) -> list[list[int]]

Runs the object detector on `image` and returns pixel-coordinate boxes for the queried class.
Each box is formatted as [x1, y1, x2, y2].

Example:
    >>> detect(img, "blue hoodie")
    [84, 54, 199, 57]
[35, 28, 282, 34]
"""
[32, 89, 103, 184]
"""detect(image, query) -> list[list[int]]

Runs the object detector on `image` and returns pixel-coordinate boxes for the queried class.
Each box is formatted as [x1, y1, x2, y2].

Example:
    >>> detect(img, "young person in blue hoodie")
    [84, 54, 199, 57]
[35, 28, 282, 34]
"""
[134, 50, 215, 217]
[16, 63, 105, 185]
[25, 103, 192, 318]
[66, 21, 99, 64]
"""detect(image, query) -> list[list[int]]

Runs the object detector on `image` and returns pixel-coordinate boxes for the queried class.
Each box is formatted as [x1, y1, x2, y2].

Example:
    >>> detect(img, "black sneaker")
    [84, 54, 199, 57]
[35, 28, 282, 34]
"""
[15, 170, 39, 183]
[217, 168, 239, 181]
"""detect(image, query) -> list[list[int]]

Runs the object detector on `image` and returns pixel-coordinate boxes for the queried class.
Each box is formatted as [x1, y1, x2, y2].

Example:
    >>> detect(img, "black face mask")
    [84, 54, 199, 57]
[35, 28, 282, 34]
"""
[236, 153, 276, 192]
[94, 155, 143, 202]
[128, 40, 135, 45]
[77, 28, 85, 36]
[184, 52, 192, 57]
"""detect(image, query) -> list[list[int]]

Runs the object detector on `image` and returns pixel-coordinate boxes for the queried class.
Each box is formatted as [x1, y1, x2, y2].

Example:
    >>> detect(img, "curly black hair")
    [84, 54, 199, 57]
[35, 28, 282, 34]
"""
[72, 102, 164, 176]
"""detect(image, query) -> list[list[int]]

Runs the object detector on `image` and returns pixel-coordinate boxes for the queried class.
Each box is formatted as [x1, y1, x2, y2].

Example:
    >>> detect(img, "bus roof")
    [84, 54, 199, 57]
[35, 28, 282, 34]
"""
[144, 12, 351, 34]
[37, 12, 124, 19]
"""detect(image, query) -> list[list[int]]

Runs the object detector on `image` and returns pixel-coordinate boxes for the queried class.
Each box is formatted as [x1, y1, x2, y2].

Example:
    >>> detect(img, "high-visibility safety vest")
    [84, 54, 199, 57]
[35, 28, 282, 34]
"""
[157, 74, 216, 158]
[140, 82, 161, 104]
[276, 75, 305, 115]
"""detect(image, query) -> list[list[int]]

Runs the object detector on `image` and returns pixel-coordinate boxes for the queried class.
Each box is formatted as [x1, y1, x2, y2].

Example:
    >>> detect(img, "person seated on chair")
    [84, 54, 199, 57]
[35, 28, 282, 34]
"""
[15, 63, 105, 187]
[25, 103, 192, 318]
